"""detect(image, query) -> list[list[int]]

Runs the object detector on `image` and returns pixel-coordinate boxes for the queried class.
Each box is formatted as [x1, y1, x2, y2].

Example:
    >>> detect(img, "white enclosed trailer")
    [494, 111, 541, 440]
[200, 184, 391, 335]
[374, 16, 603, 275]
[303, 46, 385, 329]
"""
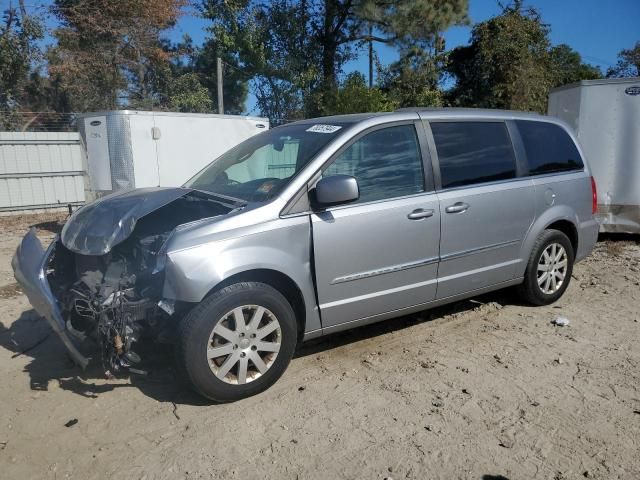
[548, 77, 640, 233]
[78, 110, 269, 198]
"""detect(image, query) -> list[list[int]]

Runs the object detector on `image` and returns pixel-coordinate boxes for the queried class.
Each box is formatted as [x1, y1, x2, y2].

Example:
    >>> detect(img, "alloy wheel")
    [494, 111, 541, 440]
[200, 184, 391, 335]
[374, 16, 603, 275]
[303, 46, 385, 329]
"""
[206, 305, 282, 385]
[537, 243, 568, 294]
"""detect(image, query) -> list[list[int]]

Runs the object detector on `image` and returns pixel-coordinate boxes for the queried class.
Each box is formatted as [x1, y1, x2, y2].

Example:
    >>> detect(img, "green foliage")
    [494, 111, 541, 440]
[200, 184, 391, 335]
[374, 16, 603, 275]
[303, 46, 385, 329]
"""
[168, 73, 213, 112]
[0, 2, 44, 110]
[446, 3, 551, 111]
[200, 0, 467, 122]
[22, 70, 71, 112]
[446, 2, 601, 112]
[325, 72, 395, 114]
[3, 0, 615, 124]
[200, 0, 321, 122]
[313, 0, 466, 115]
[607, 41, 640, 78]
[378, 48, 444, 108]
[549, 44, 601, 87]
[49, 0, 187, 111]
[358, 0, 468, 47]
[194, 39, 248, 115]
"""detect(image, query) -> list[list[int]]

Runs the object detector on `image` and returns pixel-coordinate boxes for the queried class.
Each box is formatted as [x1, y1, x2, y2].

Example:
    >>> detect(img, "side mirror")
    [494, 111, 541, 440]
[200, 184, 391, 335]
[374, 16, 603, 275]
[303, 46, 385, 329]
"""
[312, 175, 359, 208]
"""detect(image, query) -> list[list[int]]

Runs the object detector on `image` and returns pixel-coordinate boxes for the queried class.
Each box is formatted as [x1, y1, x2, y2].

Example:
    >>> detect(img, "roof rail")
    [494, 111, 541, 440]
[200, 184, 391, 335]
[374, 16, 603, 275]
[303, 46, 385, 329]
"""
[394, 106, 544, 116]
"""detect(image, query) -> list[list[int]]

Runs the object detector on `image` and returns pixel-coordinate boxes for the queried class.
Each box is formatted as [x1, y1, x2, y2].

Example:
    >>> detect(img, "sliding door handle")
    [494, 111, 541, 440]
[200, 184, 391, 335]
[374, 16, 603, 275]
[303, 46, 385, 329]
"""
[445, 202, 469, 214]
[407, 208, 434, 220]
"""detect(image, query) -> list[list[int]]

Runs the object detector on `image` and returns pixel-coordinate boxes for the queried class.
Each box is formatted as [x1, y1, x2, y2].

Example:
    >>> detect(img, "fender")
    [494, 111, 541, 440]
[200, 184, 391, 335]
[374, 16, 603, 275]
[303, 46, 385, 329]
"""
[162, 215, 322, 334]
[517, 204, 579, 278]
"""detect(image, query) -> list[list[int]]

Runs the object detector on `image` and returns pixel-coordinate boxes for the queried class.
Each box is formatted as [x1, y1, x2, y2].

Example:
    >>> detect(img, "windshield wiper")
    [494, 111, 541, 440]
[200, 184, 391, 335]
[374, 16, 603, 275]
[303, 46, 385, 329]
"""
[190, 189, 248, 208]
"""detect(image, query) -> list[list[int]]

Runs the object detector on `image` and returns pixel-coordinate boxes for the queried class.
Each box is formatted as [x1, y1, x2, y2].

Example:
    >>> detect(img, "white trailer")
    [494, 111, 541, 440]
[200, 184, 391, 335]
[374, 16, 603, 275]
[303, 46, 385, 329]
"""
[548, 77, 640, 233]
[78, 110, 269, 198]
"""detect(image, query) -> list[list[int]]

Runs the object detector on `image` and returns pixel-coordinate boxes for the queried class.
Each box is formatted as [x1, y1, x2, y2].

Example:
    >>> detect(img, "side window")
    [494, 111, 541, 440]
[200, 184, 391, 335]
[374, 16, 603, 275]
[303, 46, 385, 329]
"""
[515, 121, 584, 175]
[430, 122, 517, 189]
[323, 124, 424, 203]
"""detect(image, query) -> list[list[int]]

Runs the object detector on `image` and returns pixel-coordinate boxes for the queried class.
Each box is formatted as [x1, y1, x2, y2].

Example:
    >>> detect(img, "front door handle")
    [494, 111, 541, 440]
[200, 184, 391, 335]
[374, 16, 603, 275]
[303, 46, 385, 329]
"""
[407, 208, 434, 220]
[445, 202, 469, 214]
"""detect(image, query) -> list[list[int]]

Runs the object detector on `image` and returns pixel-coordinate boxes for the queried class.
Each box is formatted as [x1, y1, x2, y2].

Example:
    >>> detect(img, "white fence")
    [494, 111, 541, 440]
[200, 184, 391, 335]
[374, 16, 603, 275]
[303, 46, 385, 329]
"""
[0, 132, 85, 213]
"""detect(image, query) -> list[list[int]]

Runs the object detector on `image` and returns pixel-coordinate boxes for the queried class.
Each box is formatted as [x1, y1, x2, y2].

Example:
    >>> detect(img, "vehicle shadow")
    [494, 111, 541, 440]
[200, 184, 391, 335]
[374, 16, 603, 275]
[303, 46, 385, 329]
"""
[1, 289, 517, 406]
[0, 308, 209, 407]
[296, 289, 518, 358]
[598, 232, 640, 243]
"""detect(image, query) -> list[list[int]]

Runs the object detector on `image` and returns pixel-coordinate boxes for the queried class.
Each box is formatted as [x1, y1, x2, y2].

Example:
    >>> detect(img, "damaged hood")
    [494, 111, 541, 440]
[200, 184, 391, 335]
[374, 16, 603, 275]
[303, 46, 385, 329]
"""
[61, 187, 195, 255]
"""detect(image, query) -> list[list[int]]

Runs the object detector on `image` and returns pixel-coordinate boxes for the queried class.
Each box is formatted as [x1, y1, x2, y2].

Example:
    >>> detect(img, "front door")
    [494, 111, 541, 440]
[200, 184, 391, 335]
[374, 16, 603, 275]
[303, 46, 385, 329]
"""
[427, 120, 535, 299]
[311, 123, 441, 328]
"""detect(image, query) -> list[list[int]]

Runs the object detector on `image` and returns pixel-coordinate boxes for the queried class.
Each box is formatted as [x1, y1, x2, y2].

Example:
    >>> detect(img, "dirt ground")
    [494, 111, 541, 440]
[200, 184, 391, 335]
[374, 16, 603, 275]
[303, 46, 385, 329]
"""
[0, 213, 639, 480]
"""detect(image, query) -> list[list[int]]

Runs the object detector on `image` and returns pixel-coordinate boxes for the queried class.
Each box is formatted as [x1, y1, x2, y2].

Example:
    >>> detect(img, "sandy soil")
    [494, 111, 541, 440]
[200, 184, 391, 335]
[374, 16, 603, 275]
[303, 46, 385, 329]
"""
[0, 213, 639, 480]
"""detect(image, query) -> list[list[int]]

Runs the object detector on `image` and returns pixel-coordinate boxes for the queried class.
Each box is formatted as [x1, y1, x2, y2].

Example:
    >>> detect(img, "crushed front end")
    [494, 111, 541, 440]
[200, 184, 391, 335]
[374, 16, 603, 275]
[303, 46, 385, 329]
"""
[12, 187, 237, 375]
[48, 223, 172, 375]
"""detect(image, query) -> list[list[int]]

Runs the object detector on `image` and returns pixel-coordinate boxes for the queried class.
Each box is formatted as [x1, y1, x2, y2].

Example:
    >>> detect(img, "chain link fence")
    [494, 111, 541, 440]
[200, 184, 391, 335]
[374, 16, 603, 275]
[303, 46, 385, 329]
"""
[0, 111, 78, 132]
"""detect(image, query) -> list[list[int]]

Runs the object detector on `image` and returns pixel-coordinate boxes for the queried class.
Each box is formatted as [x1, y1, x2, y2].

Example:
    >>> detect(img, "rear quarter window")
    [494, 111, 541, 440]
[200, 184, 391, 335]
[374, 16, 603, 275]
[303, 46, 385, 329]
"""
[516, 120, 584, 175]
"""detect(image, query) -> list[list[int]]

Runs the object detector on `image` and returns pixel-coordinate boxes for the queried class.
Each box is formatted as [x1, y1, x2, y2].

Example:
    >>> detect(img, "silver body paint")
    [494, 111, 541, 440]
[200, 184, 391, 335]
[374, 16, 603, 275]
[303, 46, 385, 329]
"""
[13, 109, 599, 364]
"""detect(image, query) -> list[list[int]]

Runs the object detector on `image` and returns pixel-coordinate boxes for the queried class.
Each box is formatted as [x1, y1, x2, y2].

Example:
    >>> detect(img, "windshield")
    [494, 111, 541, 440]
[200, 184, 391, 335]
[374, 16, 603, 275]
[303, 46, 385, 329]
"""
[184, 122, 349, 202]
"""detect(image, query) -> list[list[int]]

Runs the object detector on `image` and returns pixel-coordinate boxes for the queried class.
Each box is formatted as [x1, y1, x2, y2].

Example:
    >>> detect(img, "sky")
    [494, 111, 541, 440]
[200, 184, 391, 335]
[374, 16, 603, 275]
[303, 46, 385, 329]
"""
[169, 0, 640, 114]
[8, 0, 640, 114]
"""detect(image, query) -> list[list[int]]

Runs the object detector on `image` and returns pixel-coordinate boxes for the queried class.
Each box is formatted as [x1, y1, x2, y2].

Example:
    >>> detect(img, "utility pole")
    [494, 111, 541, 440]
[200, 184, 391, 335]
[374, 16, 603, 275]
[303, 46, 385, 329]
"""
[368, 24, 373, 88]
[216, 57, 224, 115]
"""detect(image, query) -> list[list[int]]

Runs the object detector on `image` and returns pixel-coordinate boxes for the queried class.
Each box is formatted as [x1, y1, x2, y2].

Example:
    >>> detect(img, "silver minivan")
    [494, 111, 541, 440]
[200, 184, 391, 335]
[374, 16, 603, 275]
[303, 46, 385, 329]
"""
[13, 109, 599, 401]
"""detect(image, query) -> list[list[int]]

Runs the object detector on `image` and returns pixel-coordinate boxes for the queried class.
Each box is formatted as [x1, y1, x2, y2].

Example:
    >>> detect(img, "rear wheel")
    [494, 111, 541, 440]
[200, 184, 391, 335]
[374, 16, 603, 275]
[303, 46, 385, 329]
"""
[517, 229, 574, 305]
[177, 282, 297, 402]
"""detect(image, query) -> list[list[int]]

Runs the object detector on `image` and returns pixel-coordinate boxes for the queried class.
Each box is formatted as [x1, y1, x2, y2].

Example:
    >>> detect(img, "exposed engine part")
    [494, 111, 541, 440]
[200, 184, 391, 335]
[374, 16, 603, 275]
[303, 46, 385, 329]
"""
[46, 191, 231, 376]
[114, 335, 124, 355]
[158, 299, 175, 316]
[50, 237, 162, 375]
[96, 289, 153, 375]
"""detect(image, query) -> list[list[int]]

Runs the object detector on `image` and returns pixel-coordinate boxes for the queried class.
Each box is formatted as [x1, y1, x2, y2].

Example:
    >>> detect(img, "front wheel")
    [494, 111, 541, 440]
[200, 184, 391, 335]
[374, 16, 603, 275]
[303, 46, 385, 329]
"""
[177, 282, 297, 402]
[517, 229, 575, 306]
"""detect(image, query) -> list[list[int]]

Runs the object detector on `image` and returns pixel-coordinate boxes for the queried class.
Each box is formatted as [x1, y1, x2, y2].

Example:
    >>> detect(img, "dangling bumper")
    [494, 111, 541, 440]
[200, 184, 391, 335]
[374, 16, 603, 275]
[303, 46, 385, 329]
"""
[11, 228, 89, 369]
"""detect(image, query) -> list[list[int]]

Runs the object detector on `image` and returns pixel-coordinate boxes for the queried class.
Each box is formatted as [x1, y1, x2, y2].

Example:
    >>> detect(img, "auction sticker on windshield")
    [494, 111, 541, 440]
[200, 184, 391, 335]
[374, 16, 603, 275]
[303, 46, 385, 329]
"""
[306, 124, 342, 133]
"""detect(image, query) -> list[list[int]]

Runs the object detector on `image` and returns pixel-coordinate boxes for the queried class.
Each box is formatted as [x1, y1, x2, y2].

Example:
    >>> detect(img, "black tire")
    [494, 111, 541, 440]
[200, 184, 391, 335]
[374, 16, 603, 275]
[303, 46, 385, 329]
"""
[517, 229, 575, 306]
[177, 282, 297, 402]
